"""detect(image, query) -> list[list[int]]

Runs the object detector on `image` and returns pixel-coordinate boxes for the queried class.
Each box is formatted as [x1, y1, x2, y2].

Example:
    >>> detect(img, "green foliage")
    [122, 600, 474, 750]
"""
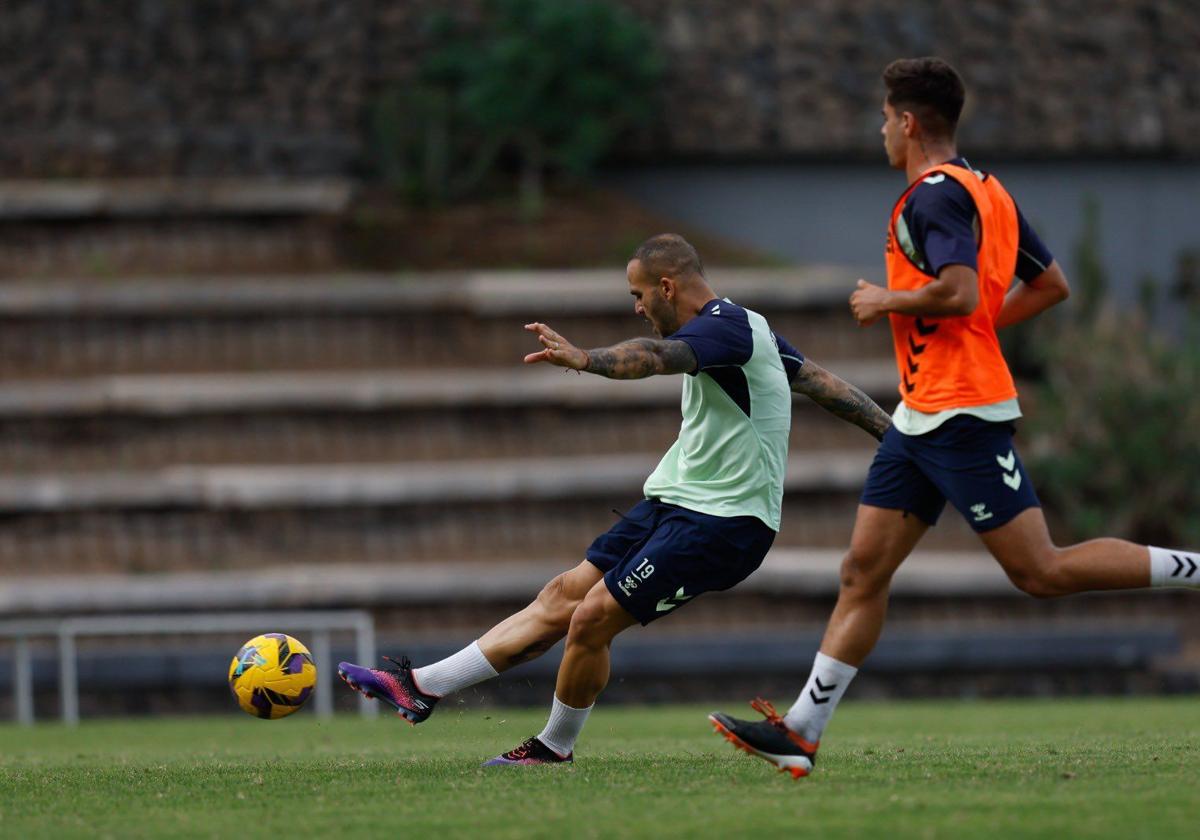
[3, 701, 1198, 838]
[368, 0, 662, 218]
[1026, 199, 1200, 545]
[1069, 195, 1107, 322]
[1028, 311, 1200, 544]
[366, 82, 459, 203]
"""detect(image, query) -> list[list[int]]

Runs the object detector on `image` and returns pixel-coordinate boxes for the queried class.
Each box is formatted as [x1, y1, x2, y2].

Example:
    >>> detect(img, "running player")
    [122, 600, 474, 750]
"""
[711, 57, 1200, 779]
[338, 233, 892, 765]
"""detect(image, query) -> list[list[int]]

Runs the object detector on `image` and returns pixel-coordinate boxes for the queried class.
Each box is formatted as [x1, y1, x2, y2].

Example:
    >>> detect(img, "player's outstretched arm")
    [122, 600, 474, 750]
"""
[523, 322, 697, 379]
[995, 260, 1070, 329]
[790, 359, 892, 441]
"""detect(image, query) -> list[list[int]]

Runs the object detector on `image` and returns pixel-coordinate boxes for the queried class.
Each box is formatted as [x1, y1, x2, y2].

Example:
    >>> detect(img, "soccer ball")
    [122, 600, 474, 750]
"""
[228, 633, 317, 719]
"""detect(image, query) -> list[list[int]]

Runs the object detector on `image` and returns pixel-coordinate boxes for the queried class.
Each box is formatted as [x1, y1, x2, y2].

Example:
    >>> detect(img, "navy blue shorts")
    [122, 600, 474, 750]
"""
[586, 499, 775, 625]
[860, 415, 1041, 532]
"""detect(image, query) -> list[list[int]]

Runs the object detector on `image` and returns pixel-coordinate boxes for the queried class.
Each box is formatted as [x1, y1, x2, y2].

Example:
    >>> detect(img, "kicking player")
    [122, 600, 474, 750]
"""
[711, 57, 1200, 779]
[338, 233, 892, 765]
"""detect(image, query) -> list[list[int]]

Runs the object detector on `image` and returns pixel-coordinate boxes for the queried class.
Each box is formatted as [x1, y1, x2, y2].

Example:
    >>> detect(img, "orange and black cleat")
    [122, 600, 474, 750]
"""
[709, 698, 818, 779]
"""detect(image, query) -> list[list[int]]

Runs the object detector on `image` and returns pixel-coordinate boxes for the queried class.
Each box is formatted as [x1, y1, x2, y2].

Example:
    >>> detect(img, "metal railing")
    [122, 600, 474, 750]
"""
[1, 610, 377, 725]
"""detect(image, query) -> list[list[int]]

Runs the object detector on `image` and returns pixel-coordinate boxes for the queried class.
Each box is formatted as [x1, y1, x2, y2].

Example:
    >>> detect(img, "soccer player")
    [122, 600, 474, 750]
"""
[710, 57, 1200, 779]
[338, 233, 892, 765]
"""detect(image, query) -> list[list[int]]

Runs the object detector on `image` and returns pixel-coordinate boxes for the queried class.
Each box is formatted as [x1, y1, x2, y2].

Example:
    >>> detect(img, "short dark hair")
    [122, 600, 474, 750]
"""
[631, 233, 704, 279]
[883, 57, 965, 138]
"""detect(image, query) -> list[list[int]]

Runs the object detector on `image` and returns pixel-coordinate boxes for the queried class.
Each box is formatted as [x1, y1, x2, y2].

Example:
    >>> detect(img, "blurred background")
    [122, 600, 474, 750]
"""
[2, 0, 1198, 722]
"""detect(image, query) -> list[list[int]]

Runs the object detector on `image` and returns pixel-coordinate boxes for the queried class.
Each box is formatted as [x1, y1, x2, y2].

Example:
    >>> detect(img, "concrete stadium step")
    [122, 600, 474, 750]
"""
[0, 452, 877, 510]
[0, 179, 354, 220]
[0, 550, 1010, 616]
[0, 270, 893, 378]
[0, 179, 355, 277]
[0, 364, 898, 470]
[0, 495, 979, 578]
[0, 362, 899, 416]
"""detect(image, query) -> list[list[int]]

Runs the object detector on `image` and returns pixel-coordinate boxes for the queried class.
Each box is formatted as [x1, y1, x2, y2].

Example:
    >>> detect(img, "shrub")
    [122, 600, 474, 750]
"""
[1025, 199, 1200, 545]
[1028, 310, 1200, 545]
[369, 0, 662, 217]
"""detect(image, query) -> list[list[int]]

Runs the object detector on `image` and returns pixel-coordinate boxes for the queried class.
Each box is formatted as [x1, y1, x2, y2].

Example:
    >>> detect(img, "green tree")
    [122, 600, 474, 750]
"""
[374, 0, 662, 218]
[1030, 311, 1200, 545]
[1027, 200, 1200, 545]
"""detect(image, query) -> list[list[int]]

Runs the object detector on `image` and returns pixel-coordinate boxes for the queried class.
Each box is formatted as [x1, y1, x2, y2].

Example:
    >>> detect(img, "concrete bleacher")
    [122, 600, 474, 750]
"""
[0, 269, 1004, 581]
[0, 266, 1192, 714]
[0, 271, 895, 378]
[0, 180, 355, 279]
[0, 179, 353, 221]
[0, 364, 894, 466]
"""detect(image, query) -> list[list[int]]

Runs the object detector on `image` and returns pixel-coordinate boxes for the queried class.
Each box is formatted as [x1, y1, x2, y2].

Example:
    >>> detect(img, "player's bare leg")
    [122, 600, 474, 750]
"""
[486, 579, 638, 765]
[477, 560, 605, 669]
[553, 580, 639, 707]
[980, 507, 1154, 595]
[338, 560, 602, 723]
[711, 505, 928, 777]
[819, 505, 931, 665]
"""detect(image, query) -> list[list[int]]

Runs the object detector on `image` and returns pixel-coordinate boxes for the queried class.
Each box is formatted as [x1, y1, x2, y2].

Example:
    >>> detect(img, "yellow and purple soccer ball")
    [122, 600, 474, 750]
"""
[228, 633, 317, 719]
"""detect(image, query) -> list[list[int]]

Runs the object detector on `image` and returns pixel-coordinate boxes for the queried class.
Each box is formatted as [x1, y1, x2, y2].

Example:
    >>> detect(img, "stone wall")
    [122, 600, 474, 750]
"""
[624, 0, 1200, 158]
[3, 0, 1197, 177]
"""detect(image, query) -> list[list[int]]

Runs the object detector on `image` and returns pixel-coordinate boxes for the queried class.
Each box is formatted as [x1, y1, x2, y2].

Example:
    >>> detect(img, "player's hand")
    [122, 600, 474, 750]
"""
[849, 279, 890, 327]
[523, 322, 589, 370]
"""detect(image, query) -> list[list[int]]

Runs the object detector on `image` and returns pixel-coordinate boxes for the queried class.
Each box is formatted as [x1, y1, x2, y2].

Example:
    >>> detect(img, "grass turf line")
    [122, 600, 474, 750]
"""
[1, 697, 1197, 839]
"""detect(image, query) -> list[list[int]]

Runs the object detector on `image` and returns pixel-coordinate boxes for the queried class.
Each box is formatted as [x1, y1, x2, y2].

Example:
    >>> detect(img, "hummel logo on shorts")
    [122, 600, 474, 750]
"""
[996, 450, 1021, 490]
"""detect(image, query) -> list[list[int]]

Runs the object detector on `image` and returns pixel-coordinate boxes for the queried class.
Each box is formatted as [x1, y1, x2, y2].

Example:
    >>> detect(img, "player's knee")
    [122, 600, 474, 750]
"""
[1004, 548, 1069, 599]
[566, 597, 611, 647]
[838, 548, 890, 596]
[1009, 573, 1063, 599]
[535, 574, 581, 630]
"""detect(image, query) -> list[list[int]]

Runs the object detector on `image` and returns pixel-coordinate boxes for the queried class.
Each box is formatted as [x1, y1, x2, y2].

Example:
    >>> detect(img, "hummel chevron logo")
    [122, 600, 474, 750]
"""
[997, 450, 1021, 490]
[907, 334, 927, 355]
[656, 587, 693, 612]
[907, 357, 919, 375]
[914, 317, 939, 337]
[710, 304, 721, 315]
[1171, 554, 1198, 578]
[903, 373, 915, 393]
[809, 676, 838, 705]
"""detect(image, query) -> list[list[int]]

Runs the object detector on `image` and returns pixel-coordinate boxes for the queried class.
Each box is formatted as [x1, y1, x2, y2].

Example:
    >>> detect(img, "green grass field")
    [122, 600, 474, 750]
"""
[2, 697, 1197, 838]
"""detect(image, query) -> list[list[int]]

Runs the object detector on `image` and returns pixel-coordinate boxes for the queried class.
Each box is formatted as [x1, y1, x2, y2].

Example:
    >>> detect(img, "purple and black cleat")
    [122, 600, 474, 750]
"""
[483, 736, 572, 767]
[337, 655, 438, 725]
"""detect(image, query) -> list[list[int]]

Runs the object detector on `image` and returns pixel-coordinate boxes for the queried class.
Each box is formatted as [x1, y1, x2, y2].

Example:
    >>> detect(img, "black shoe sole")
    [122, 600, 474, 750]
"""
[709, 713, 812, 779]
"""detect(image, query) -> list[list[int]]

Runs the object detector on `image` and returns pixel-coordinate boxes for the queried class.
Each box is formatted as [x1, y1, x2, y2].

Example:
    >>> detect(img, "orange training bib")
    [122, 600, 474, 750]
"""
[884, 162, 1019, 412]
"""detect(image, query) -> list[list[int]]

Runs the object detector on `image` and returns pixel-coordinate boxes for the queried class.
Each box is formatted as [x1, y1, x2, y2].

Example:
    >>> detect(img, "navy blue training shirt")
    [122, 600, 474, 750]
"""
[901, 157, 1055, 281]
[666, 298, 805, 417]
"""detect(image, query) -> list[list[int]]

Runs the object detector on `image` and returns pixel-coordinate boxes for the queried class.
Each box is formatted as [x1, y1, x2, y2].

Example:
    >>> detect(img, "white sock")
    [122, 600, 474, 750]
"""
[411, 641, 498, 698]
[536, 695, 592, 757]
[782, 651, 858, 744]
[1149, 546, 1200, 588]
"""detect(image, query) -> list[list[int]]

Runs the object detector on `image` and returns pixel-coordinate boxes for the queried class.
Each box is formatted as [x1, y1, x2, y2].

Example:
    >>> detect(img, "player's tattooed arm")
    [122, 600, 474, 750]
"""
[790, 359, 891, 441]
[523, 322, 697, 378]
[584, 338, 697, 379]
